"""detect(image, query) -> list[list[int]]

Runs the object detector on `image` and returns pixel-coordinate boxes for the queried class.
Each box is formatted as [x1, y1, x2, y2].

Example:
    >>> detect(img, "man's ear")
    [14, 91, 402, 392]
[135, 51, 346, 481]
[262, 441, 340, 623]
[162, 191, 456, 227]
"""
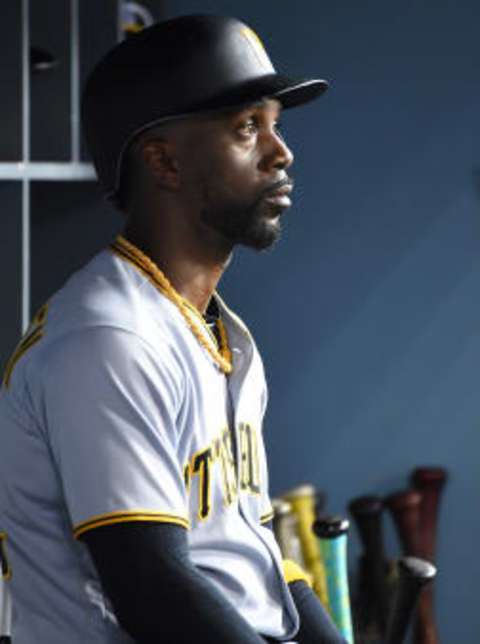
[140, 137, 180, 190]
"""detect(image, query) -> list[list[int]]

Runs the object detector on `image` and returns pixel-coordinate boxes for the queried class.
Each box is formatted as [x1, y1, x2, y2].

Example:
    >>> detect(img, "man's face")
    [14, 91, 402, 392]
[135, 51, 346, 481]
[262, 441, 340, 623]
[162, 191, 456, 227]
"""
[179, 99, 294, 250]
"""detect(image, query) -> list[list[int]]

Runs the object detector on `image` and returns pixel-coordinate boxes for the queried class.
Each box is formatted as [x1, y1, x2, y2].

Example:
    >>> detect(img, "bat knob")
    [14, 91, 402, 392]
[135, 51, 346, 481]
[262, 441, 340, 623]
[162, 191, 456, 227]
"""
[385, 489, 422, 510]
[398, 556, 436, 584]
[312, 516, 349, 539]
[385, 557, 437, 644]
[411, 466, 448, 488]
[348, 495, 383, 516]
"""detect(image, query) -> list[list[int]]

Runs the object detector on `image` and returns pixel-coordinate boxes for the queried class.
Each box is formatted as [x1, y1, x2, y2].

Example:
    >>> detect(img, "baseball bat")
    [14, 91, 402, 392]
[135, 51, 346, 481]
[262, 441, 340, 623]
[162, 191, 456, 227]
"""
[411, 467, 448, 563]
[385, 556, 436, 644]
[348, 495, 390, 641]
[272, 499, 305, 568]
[313, 516, 354, 644]
[410, 467, 448, 644]
[283, 485, 330, 611]
[385, 489, 422, 557]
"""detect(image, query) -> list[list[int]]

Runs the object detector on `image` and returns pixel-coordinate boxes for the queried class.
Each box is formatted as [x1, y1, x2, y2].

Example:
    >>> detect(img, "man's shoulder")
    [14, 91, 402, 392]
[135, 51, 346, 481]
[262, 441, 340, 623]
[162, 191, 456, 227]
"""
[1, 248, 184, 393]
[45, 247, 179, 343]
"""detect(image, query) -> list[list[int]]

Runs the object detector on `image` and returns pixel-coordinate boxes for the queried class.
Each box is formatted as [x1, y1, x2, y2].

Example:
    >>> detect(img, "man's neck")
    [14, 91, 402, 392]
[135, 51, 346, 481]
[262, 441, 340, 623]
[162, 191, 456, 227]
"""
[123, 223, 232, 314]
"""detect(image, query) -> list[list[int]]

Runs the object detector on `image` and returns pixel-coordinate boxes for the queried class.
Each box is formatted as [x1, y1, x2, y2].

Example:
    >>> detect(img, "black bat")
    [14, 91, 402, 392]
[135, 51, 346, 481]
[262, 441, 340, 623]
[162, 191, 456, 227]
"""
[348, 495, 390, 641]
[385, 556, 436, 644]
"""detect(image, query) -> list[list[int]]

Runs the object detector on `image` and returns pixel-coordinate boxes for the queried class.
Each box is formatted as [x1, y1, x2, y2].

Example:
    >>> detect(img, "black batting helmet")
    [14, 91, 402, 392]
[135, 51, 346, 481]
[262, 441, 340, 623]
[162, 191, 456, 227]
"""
[81, 14, 328, 202]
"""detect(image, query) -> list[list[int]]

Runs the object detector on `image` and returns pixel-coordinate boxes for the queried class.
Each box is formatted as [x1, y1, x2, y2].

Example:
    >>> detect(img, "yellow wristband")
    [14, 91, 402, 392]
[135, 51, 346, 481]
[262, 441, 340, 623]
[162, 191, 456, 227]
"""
[282, 559, 313, 588]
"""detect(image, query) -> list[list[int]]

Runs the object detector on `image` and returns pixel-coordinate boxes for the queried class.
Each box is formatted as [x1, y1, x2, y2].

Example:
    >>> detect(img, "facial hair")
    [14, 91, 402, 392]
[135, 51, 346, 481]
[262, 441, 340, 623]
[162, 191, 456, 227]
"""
[199, 183, 286, 251]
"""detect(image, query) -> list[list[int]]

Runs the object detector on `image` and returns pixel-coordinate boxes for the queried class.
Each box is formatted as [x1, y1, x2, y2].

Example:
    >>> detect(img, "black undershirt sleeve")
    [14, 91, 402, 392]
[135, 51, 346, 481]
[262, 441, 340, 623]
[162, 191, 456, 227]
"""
[288, 581, 349, 644]
[262, 520, 347, 644]
[83, 521, 347, 643]
[82, 522, 269, 644]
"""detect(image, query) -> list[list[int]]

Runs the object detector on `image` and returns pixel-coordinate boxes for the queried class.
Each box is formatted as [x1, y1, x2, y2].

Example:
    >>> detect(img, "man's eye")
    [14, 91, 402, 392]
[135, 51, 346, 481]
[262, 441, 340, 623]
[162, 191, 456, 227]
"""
[237, 119, 258, 136]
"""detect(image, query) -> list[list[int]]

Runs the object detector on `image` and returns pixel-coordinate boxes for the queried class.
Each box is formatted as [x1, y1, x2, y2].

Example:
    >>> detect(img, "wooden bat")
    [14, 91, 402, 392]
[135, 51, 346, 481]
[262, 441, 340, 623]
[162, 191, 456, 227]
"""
[385, 556, 436, 644]
[313, 516, 354, 644]
[385, 489, 422, 557]
[411, 467, 448, 562]
[348, 495, 390, 641]
[272, 498, 305, 568]
[410, 466, 448, 644]
[283, 485, 329, 610]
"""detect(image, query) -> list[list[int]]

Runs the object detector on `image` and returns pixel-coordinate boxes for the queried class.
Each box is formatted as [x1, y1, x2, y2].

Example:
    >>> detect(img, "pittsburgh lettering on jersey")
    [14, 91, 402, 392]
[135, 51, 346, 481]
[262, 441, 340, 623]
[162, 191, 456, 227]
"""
[239, 423, 261, 495]
[213, 427, 237, 507]
[2, 302, 49, 388]
[183, 462, 191, 492]
[185, 424, 261, 521]
[0, 532, 12, 580]
[192, 447, 213, 520]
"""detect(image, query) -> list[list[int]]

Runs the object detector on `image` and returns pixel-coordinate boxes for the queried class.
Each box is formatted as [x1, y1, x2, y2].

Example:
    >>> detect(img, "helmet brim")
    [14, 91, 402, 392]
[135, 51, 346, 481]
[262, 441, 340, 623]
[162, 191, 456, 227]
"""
[189, 73, 329, 112]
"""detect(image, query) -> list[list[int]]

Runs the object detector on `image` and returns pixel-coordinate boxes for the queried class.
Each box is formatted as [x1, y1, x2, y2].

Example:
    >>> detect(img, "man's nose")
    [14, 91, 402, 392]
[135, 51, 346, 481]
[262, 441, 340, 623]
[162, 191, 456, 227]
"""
[259, 130, 294, 172]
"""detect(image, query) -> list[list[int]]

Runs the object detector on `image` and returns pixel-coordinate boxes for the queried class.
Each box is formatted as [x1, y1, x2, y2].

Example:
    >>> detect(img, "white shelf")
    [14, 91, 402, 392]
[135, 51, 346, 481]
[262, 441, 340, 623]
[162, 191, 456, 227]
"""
[0, 162, 96, 181]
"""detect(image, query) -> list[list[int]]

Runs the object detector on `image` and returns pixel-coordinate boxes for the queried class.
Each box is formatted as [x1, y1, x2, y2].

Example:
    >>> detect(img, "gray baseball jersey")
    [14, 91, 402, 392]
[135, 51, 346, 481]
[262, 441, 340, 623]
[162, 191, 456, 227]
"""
[0, 235, 299, 643]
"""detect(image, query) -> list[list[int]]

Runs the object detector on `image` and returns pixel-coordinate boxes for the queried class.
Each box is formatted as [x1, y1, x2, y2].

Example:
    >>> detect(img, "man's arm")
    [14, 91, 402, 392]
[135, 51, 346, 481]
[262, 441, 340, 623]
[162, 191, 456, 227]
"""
[288, 580, 348, 644]
[85, 523, 348, 644]
[83, 522, 268, 643]
[280, 558, 347, 644]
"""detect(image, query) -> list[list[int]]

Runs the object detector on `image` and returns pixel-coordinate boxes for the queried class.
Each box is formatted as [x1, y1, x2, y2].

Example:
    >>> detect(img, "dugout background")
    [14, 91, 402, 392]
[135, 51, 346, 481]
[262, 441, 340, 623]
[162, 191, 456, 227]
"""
[1, 1, 479, 642]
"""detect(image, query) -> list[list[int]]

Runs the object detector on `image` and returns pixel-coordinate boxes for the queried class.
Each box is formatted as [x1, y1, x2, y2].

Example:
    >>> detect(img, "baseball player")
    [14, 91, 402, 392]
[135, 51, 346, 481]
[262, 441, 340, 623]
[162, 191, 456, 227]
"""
[0, 15, 345, 644]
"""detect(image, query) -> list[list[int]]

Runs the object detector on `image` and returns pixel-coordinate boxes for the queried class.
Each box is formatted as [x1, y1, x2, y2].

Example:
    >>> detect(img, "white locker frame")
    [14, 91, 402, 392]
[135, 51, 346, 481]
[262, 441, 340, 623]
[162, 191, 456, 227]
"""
[0, 2, 126, 639]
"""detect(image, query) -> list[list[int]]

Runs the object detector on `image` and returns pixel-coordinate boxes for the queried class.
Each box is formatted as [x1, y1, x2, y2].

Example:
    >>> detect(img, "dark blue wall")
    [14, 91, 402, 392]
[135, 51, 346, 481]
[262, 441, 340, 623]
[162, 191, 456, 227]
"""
[2, 1, 476, 640]
[168, 1, 479, 641]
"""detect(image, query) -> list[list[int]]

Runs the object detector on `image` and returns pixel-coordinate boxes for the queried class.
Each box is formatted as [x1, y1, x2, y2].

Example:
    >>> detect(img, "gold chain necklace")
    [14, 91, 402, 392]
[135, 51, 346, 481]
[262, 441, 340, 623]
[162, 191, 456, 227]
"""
[111, 235, 233, 374]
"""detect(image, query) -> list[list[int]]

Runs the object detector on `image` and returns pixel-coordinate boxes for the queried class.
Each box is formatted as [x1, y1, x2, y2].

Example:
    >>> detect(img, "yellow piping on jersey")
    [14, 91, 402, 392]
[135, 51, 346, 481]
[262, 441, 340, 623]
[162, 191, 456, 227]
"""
[3, 328, 44, 388]
[0, 532, 12, 580]
[2, 302, 49, 388]
[110, 235, 232, 374]
[73, 510, 190, 539]
[260, 509, 274, 524]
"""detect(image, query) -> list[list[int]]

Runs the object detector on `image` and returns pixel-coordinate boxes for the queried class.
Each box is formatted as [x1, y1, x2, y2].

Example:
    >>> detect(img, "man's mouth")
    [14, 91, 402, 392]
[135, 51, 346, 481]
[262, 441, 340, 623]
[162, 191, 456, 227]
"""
[263, 180, 293, 209]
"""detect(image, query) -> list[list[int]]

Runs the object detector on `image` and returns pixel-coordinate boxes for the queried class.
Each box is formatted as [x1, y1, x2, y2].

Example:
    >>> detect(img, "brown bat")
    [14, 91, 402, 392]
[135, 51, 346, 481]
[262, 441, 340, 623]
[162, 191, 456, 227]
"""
[385, 489, 422, 557]
[348, 495, 390, 641]
[411, 467, 448, 562]
[410, 466, 448, 644]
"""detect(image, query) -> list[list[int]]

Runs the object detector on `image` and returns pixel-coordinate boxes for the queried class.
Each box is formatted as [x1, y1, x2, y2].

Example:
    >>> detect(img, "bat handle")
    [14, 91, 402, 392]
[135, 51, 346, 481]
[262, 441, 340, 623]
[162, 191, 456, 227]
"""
[411, 466, 448, 562]
[348, 495, 390, 634]
[385, 489, 422, 557]
[272, 499, 305, 568]
[414, 597, 438, 644]
[385, 556, 436, 644]
[313, 516, 354, 644]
